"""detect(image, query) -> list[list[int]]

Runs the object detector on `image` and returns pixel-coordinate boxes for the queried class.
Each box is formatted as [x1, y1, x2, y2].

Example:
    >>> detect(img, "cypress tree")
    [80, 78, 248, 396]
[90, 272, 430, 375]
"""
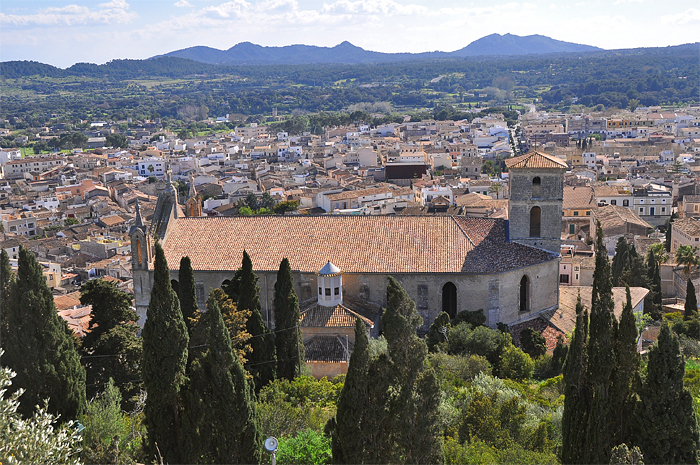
[238, 250, 276, 390]
[142, 242, 189, 464]
[0, 249, 15, 356]
[273, 257, 303, 380]
[179, 256, 198, 333]
[611, 237, 629, 286]
[585, 221, 617, 464]
[634, 324, 700, 463]
[382, 277, 443, 464]
[562, 295, 590, 464]
[183, 293, 261, 464]
[685, 279, 698, 320]
[331, 317, 370, 464]
[645, 249, 663, 320]
[611, 286, 640, 448]
[1, 246, 86, 419]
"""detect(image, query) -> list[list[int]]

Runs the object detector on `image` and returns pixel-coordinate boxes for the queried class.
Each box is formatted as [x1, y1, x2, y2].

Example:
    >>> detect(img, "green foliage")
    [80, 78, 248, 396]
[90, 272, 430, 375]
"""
[2, 246, 86, 420]
[0, 357, 82, 465]
[238, 250, 276, 391]
[80, 378, 145, 464]
[79, 278, 141, 404]
[257, 376, 341, 439]
[274, 258, 303, 380]
[178, 256, 198, 333]
[273, 200, 299, 215]
[447, 323, 511, 372]
[499, 345, 534, 381]
[330, 318, 369, 464]
[633, 324, 700, 464]
[610, 443, 644, 464]
[182, 293, 261, 464]
[277, 429, 331, 465]
[453, 309, 487, 327]
[686, 279, 698, 320]
[520, 327, 547, 359]
[562, 295, 589, 464]
[427, 311, 451, 352]
[427, 353, 492, 386]
[141, 242, 189, 464]
[63, 217, 79, 226]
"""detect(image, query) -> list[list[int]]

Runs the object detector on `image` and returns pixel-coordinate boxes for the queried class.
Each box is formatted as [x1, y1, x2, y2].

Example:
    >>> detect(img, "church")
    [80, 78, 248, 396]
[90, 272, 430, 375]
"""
[130, 151, 567, 336]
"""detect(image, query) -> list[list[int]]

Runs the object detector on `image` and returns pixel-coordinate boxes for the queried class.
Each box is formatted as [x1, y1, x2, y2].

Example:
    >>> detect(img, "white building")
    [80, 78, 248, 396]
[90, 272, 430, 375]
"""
[137, 157, 166, 178]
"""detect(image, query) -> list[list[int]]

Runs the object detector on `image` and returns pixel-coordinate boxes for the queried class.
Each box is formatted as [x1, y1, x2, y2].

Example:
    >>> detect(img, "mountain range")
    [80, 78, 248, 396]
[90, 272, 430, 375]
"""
[154, 33, 603, 65]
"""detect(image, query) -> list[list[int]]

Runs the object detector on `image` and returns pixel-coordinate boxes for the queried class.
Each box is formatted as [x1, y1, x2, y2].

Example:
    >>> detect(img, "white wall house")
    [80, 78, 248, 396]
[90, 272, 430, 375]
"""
[137, 158, 165, 178]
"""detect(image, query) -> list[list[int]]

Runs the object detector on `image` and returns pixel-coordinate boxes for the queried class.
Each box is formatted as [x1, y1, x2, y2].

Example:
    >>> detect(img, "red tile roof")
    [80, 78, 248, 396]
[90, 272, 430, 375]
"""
[301, 304, 374, 328]
[505, 151, 568, 170]
[161, 216, 556, 274]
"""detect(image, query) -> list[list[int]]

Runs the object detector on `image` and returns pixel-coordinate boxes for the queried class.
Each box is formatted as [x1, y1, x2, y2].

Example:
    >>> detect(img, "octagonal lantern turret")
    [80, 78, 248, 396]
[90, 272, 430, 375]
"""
[317, 261, 342, 307]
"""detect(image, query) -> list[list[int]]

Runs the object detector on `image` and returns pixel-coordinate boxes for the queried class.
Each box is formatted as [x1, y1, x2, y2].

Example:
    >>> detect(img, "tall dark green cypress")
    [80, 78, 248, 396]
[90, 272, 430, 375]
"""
[611, 286, 639, 448]
[585, 221, 617, 464]
[178, 256, 198, 333]
[0, 249, 15, 357]
[1, 246, 86, 419]
[273, 257, 303, 380]
[331, 318, 370, 464]
[382, 277, 444, 464]
[142, 242, 189, 464]
[183, 293, 261, 464]
[562, 295, 590, 464]
[611, 237, 629, 286]
[238, 250, 276, 390]
[645, 249, 663, 320]
[634, 324, 700, 463]
[685, 279, 698, 320]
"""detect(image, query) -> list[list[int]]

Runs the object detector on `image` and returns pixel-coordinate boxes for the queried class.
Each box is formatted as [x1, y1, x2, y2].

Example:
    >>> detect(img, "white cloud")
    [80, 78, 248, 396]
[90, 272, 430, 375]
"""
[174, 0, 193, 7]
[662, 8, 700, 26]
[0, 1, 137, 26]
[322, 0, 428, 16]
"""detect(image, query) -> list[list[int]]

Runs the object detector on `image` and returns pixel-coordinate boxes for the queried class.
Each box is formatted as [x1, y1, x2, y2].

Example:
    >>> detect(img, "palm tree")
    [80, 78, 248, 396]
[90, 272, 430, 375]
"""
[649, 242, 669, 264]
[488, 182, 503, 199]
[675, 244, 700, 276]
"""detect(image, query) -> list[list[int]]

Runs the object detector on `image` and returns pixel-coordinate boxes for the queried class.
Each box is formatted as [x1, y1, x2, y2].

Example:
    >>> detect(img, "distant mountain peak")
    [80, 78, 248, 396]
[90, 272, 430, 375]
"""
[154, 34, 602, 65]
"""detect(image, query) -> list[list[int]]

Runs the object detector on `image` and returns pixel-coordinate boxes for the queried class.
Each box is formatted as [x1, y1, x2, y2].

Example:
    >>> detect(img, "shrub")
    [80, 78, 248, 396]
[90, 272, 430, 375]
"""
[520, 328, 547, 359]
[428, 353, 492, 384]
[275, 429, 331, 465]
[500, 345, 534, 381]
[453, 309, 486, 327]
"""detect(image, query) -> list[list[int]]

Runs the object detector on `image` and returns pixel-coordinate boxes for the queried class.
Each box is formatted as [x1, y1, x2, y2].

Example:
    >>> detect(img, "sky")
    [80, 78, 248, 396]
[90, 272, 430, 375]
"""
[1, 0, 699, 68]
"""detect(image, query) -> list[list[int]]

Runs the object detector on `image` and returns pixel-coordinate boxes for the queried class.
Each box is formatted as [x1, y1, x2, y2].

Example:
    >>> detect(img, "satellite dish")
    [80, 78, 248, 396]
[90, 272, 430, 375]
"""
[264, 437, 278, 452]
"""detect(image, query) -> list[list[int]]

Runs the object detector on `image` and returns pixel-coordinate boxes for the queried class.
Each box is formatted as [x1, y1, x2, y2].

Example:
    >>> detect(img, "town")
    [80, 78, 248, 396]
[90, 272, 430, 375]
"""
[2, 54, 700, 465]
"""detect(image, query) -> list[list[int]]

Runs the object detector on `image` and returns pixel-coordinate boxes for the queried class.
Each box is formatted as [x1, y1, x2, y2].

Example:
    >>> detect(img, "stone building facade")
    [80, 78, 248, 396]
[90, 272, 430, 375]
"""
[506, 151, 568, 254]
[131, 151, 564, 333]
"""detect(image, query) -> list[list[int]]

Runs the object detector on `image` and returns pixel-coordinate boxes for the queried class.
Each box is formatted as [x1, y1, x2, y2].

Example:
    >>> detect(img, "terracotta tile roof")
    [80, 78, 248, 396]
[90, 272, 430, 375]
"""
[554, 286, 650, 336]
[563, 186, 595, 210]
[54, 292, 82, 310]
[304, 335, 353, 363]
[300, 303, 374, 328]
[161, 216, 557, 274]
[505, 151, 568, 170]
[673, 218, 700, 238]
[592, 205, 652, 231]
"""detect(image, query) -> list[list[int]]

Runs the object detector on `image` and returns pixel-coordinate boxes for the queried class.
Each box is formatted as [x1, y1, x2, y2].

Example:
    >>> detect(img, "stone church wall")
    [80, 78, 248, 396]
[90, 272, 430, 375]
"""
[134, 256, 559, 332]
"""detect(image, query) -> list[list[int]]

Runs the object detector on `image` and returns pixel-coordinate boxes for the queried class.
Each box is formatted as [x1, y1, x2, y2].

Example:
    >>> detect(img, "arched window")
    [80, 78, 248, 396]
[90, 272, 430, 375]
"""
[532, 176, 542, 198]
[136, 238, 142, 266]
[530, 206, 541, 237]
[519, 276, 529, 312]
[442, 282, 457, 319]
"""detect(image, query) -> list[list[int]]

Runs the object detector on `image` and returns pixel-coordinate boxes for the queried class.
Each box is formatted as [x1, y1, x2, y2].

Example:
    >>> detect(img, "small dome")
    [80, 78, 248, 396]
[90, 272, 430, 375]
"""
[318, 261, 341, 276]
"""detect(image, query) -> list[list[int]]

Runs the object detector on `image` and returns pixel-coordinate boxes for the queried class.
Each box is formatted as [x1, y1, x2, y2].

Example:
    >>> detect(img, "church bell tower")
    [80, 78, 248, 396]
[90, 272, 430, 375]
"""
[505, 151, 567, 254]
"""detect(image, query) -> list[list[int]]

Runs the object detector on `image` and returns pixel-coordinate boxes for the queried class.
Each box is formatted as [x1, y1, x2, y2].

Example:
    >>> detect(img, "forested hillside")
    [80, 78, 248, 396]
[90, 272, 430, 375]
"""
[1, 44, 697, 124]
